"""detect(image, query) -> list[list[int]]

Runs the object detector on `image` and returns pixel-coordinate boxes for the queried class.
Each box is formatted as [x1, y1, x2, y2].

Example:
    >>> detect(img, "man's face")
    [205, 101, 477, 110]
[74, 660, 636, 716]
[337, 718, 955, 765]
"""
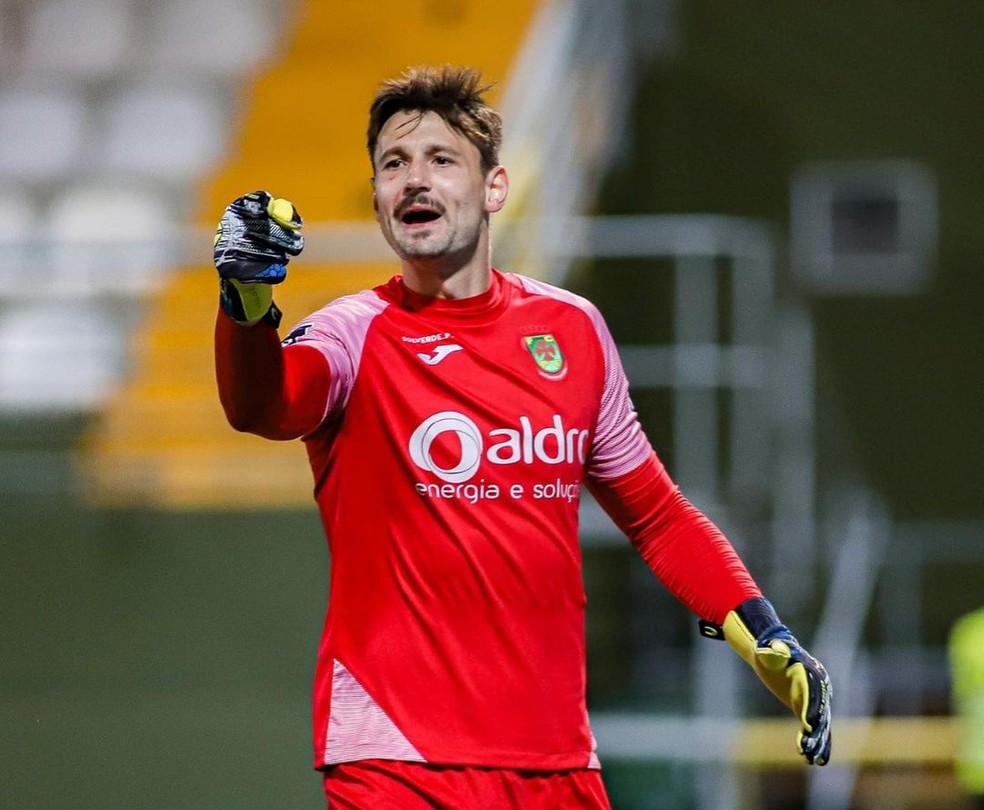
[372, 109, 506, 264]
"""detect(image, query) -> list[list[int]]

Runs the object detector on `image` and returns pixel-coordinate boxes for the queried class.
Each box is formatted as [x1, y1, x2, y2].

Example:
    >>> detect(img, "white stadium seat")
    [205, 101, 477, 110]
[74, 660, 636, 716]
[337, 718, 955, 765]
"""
[21, 0, 134, 80]
[0, 189, 41, 289]
[96, 83, 228, 182]
[0, 300, 122, 412]
[0, 3, 21, 78]
[144, 0, 281, 77]
[45, 184, 179, 294]
[0, 85, 87, 183]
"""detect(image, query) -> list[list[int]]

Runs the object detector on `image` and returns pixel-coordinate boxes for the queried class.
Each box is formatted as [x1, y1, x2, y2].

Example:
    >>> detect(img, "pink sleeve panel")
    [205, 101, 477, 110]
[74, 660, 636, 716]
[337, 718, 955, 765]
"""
[583, 302, 653, 480]
[511, 275, 652, 481]
[282, 289, 390, 424]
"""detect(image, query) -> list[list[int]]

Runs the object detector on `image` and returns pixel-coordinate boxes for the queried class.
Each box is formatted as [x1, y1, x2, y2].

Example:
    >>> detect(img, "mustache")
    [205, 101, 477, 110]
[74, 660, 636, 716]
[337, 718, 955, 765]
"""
[395, 194, 446, 218]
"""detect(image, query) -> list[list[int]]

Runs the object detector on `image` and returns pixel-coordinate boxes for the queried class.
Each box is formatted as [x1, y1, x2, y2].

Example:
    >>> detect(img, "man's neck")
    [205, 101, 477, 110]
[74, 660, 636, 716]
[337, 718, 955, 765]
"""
[400, 256, 493, 300]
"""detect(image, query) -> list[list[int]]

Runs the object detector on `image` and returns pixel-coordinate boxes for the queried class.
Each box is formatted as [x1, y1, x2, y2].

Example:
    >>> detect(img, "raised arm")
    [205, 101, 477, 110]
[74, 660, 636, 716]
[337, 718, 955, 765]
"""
[212, 191, 330, 440]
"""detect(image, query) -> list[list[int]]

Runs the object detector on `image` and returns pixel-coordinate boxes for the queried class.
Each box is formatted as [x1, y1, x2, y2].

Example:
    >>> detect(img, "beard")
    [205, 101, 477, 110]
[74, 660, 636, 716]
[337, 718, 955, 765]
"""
[390, 228, 458, 260]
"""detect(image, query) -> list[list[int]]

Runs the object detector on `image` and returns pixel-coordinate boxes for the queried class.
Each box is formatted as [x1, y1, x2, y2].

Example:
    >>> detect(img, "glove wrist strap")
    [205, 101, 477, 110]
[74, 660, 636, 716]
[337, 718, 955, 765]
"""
[219, 278, 281, 327]
[734, 597, 785, 640]
[700, 597, 793, 666]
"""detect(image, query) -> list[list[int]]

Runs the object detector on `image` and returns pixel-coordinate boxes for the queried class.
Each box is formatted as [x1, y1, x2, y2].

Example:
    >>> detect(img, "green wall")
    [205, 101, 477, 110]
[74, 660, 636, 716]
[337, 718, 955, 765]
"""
[1, 433, 327, 807]
[599, 0, 984, 520]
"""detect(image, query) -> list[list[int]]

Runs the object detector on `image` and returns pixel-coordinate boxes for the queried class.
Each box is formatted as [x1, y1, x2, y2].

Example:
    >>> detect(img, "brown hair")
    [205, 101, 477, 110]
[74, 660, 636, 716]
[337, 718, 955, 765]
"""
[367, 65, 503, 174]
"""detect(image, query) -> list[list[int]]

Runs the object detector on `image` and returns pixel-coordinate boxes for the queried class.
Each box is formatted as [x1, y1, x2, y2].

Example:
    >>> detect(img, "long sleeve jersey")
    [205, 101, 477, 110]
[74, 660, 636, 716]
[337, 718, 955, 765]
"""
[214, 270, 760, 771]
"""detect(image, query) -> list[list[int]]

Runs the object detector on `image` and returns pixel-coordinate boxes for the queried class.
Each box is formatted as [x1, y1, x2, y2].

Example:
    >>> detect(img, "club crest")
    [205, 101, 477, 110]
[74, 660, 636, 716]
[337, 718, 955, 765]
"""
[523, 334, 566, 378]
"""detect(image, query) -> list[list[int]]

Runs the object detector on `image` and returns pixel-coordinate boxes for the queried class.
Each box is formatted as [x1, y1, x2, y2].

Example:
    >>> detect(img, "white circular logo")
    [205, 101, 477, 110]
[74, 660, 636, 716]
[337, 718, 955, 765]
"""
[408, 411, 483, 483]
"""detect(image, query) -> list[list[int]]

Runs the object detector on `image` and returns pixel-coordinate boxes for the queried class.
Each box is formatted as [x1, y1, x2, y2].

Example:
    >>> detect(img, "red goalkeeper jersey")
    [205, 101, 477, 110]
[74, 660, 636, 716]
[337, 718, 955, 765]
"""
[215, 270, 759, 771]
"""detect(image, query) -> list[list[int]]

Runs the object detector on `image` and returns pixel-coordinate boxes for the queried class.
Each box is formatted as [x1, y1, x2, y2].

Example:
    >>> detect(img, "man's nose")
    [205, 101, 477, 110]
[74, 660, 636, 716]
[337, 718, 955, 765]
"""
[404, 159, 431, 192]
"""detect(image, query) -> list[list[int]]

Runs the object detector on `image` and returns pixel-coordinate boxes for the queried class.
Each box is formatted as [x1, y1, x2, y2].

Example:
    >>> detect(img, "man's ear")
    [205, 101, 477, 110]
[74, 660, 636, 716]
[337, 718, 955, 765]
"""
[485, 166, 509, 213]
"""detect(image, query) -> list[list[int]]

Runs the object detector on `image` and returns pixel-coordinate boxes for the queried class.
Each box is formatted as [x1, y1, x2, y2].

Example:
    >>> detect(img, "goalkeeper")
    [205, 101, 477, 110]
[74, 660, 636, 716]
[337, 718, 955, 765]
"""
[213, 66, 830, 808]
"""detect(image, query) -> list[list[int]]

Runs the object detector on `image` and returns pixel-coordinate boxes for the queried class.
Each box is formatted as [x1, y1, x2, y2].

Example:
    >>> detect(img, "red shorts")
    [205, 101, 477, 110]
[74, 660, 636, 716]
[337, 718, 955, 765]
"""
[322, 759, 612, 810]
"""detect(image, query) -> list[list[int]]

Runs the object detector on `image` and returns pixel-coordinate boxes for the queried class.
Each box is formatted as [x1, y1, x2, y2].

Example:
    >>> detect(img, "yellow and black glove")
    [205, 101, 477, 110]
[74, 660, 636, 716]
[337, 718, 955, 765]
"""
[213, 190, 304, 326]
[701, 596, 832, 765]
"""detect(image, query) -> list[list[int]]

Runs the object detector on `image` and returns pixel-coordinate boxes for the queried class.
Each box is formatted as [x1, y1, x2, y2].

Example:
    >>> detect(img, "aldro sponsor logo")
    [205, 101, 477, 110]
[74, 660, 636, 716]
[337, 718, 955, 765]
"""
[408, 411, 586, 505]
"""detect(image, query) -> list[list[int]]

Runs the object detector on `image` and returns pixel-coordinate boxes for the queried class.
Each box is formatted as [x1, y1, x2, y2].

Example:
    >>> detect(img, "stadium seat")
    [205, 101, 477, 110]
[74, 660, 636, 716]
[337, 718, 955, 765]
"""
[21, 0, 134, 80]
[0, 300, 121, 411]
[0, 2, 21, 77]
[44, 184, 179, 294]
[97, 83, 228, 182]
[0, 85, 87, 183]
[0, 189, 40, 290]
[144, 0, 281, 78]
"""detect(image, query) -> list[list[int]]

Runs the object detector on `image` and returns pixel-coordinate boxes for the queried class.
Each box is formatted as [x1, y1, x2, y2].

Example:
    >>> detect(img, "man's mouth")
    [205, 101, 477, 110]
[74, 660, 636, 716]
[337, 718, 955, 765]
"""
[402, 210, 441, 225]
[398, 201, 443, 226]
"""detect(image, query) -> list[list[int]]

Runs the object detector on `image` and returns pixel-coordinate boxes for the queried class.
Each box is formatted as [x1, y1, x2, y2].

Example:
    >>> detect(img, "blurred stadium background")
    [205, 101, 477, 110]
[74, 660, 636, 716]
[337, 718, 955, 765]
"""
[2, 1, 982, 808]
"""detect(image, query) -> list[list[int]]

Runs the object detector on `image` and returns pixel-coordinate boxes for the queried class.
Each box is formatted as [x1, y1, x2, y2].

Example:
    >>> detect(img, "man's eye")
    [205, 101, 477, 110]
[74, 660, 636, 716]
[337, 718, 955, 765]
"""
[383, 159, 404, 170]
[434, 156, 453, 166]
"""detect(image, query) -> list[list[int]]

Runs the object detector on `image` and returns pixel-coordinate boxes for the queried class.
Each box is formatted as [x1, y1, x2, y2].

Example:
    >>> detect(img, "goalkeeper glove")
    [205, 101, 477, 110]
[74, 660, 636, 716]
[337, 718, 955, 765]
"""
[213, 190, 304, 326]
[700, 596, 832, 765]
